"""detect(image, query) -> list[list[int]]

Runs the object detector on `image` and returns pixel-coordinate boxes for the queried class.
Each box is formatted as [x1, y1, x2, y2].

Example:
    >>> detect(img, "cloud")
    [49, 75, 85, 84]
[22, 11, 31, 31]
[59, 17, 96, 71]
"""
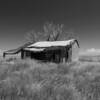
[79, 48, 100, 55]
[87, 48, 100, 53]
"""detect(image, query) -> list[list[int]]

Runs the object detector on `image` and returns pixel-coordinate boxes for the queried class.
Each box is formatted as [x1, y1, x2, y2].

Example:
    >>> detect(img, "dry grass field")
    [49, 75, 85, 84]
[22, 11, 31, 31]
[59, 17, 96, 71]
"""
[0, 56, 100, 100]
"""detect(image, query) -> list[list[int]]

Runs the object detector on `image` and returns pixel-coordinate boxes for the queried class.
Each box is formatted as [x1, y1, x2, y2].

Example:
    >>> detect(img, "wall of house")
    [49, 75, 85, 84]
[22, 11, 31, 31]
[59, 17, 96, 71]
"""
[21, 45, 79, 63]
[21, 50, 33, 59]
[71, 44, 79, 61]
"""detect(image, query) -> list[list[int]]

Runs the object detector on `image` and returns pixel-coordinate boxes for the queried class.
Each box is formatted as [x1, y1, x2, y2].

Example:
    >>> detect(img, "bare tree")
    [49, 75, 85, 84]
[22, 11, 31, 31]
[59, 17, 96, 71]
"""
[25, 30, 43, 43]
[25, 30, 37, 43]
[25, 22, 76, 43]
[43, 22, 64, 41]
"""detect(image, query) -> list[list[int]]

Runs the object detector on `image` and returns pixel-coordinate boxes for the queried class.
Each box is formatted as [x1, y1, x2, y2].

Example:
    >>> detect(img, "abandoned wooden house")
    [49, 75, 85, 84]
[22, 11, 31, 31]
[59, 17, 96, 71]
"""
[3, 39, 79, 63]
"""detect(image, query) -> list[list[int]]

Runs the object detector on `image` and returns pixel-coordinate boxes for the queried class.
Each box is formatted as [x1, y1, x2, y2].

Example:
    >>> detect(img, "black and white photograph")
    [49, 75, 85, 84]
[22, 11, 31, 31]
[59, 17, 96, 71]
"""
[0, 0, 100, 100]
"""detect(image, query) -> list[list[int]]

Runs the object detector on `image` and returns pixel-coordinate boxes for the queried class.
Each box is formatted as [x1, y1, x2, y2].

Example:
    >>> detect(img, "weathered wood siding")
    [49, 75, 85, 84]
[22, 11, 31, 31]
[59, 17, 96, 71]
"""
[21, 45, 73, 63]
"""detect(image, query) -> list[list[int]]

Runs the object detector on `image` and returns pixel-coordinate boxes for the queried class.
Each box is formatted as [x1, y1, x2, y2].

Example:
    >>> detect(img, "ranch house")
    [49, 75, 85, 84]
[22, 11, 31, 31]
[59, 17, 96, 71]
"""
[3, 39, 79, 63]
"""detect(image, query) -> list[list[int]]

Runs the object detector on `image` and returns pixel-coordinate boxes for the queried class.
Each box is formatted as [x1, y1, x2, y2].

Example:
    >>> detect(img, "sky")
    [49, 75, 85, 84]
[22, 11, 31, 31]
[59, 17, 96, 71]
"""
[0, 0, 100, 52]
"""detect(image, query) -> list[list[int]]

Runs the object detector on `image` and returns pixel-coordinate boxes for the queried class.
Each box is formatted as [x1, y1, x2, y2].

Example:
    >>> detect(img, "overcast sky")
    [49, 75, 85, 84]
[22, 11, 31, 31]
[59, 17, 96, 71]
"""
[0, 0, 100, 51]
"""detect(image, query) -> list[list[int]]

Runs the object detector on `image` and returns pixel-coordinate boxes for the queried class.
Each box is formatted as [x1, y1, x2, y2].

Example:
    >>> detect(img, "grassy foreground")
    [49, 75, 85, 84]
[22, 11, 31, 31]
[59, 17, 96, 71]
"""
[0, 58, 100, 100]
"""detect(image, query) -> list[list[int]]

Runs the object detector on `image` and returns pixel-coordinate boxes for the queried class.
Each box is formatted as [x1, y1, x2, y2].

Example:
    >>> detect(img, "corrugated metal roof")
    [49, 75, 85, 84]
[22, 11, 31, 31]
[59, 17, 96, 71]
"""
[4, 39, 79, 54]
[27, 39, 74, 48]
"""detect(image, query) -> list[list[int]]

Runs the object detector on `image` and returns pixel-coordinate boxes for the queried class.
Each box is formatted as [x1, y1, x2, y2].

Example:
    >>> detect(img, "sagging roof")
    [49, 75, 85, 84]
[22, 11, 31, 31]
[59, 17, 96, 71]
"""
[3, 39, 79, 56]
[3, 48, 21, 54]
[3, 42, 33, 54]
[27, 39, 77, 48]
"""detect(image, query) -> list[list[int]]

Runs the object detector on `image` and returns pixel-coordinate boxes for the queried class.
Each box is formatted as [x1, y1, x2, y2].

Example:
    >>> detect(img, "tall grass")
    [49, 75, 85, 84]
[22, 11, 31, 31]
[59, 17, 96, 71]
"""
[0, 58, 100, 100]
